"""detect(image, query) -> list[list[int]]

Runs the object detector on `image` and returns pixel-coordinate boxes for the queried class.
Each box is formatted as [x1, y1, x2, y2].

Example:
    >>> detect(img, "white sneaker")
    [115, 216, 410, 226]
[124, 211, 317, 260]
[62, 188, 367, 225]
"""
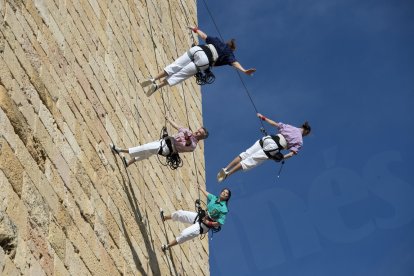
[217, 168, 228, 183]
[145, 83, 158, 97]
[109, 143, 121, 154]
[140, 78, 155, 87]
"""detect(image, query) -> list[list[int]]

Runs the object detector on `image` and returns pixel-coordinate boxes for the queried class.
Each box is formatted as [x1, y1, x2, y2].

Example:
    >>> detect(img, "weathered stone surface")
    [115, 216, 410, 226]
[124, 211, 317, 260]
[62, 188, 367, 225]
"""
[0, 0, 208, 274]
[22, 173, 50, 234]
[0, 210, 17, 258]
[0, 138, 24, 197]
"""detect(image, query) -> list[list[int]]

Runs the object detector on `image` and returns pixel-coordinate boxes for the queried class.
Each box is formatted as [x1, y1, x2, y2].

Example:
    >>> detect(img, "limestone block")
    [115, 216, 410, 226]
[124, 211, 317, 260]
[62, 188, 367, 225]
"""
[91, 227, 124, 272]
[52, 252, 70, 276]
[64, 239, 91, 276]
[26, 223, 54, 276]
[65, 224, 103, 275]
[0, 172, 29, 242]
[29, 259, 47, 276]
[0, 171, 9, 213]
[0, 210, 17, 258]
[48, 220, 66, 260]
[1, 0, 207, 274]
[55, 204, 73, 232]
[1, 85, 48, 173]
[0, 246, 4, 272]
[1, 253, 20, 275]
[0, 138, 24, 197]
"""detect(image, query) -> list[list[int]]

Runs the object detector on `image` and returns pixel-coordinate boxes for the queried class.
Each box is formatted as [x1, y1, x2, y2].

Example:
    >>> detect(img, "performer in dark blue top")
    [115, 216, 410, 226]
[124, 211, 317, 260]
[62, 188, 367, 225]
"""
[142, 26, 256, 96]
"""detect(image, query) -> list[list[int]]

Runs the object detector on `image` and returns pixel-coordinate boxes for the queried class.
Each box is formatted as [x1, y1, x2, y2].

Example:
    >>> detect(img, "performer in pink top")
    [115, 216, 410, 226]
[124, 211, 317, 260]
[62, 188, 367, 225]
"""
[217, 113, 311, 182]
[110, 117, 208, 167]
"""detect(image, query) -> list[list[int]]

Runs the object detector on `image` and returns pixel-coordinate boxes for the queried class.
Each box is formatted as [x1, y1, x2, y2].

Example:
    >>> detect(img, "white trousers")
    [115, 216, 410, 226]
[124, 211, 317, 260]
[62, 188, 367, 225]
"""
[172, 210, 209, 244]
[128, 140, 170, 161]
[239, 136, 280, 171]
[164, 46, 209, 86]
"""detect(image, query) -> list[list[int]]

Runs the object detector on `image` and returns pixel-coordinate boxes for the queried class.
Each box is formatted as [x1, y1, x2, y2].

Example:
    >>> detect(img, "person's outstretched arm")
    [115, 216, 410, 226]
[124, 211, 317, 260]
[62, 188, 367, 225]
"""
[166, 116, 181, 130]
[199, 188, 222, 227]
[257, 113, 280, 127]
[189, 26, 207, 41]
[283, 151, 296, 160]
[202, 216, 221, 228]
[199, 187, 209, 197]
[231, 61, 256, 75]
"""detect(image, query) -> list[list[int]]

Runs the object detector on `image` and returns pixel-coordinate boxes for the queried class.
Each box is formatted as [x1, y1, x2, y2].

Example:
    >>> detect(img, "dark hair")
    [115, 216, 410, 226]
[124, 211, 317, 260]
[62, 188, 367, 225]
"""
[302, 121, 311, 135]
[226, 39, 236, 51]
[201, 126, 209, 139]
[221, 188, 232, 210]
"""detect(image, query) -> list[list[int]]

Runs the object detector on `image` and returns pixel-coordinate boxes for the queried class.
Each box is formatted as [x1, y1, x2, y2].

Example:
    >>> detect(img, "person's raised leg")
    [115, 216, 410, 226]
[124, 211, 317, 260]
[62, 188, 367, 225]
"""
[226, 162, 243, 177]
[145, 78, 169, 96]
[226, 156, 242, 171]
[110, 143, 129, 154]
[161, 211, 171, 222]
[154, 70, 168, 81]
[162, 239, 178, 252]
[165, 61, 197, 87]
[217, 156, 241, 182]
[124, 141, 161, 166]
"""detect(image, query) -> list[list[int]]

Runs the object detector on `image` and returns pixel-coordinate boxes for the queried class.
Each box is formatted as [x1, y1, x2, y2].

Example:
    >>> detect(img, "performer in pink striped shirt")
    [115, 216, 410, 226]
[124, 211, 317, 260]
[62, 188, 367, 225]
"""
[110, 117, 208, 167]
[217, 113, 311, 182]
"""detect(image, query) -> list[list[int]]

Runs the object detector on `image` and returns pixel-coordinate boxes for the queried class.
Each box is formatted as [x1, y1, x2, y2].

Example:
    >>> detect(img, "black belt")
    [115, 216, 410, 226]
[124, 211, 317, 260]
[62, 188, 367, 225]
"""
[200, 217, 217, 234]
[199, 45, 214, 66]
[158, 137, 175, 157]
[259, 135, 284, 162]
[259, 135, 284, 150]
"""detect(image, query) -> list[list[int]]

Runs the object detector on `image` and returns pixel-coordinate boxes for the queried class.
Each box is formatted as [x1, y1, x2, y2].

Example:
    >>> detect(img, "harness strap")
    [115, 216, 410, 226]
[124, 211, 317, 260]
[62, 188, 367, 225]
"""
[259, 135, 285, 162]
[187, 45, 216, 85]
[199, 217, 219, 234]
[193, 205, 218, 235]
[198, 45, 214, 66]
[187, 45, 214, 67]
[157, 128, 183, 170]
[157, 136, 176, 157]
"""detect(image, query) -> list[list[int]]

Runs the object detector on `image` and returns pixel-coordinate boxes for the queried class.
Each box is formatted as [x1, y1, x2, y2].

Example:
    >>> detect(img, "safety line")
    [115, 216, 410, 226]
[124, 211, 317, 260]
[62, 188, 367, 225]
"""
[144, 0, 170, 127]
[199, 0, 267, 134]
[173, 0, 203, 201]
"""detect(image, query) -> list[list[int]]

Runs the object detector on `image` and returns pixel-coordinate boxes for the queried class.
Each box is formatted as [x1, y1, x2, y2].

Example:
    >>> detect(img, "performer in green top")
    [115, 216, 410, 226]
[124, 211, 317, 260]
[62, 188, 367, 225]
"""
[160, 187, 231, 251]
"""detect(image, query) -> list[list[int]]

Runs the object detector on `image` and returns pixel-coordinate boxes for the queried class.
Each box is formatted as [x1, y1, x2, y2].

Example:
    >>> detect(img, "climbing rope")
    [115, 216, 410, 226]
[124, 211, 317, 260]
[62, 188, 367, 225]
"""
[199, 0, 267, 135]
[145, 0, 185, 171]
[168, 0, 204, 201]
[156, 127, 184, 170]
[181, 89, 202, 202]
[199, 0, 288, 177]
[178, 0, 198, 46]
[194, 198, 221, 240]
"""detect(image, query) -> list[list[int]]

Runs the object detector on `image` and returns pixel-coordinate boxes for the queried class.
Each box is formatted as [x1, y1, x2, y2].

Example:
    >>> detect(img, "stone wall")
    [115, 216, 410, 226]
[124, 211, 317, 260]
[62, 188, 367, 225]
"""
[0, 0, 209, 275]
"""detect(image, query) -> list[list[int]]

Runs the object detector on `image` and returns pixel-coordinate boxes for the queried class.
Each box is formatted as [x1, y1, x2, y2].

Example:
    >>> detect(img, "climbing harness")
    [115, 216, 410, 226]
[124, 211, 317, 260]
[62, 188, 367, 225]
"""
[199, 0, 289, 179]
[157, 127, 183, 170]
[195, 68, 215, 85]
[277, 160, 285, 178]
[193, 199, 221, 237]
[259, 135, 286, 162]
[259, 134, 287, 178]
[200, 0, 266, 133]
[188, 45, 216, 85]
[145, 0, 181, 171]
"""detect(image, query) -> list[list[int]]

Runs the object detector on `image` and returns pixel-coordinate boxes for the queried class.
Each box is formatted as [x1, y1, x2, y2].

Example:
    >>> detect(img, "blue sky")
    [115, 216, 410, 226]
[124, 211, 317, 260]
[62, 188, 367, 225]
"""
[195, 0, 414, 275]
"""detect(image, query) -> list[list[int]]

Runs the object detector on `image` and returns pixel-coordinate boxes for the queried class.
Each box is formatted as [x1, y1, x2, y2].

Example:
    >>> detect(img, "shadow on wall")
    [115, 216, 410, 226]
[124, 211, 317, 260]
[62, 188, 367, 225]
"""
[160, 209, 181, 276]
[115, 154, 180, 276]
[113, 153, 158, 275]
